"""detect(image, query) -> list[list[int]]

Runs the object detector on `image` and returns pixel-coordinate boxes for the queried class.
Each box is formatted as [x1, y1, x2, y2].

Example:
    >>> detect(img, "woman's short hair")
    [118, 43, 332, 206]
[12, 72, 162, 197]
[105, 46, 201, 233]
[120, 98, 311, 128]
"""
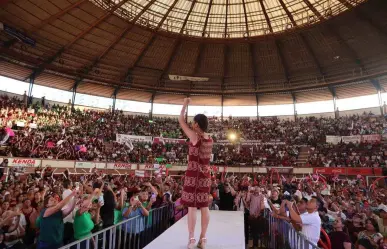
[193, 114, 208, 132]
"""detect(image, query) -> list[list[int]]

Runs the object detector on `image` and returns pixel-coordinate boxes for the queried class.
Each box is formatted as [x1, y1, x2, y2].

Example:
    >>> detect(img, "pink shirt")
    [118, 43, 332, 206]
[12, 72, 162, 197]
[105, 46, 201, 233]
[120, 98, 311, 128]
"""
[249, 194, 264, 216]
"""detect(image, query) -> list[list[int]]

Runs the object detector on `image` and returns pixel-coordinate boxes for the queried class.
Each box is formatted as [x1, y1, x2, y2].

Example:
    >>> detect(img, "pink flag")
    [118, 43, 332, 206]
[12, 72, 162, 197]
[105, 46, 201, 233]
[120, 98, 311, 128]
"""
[79, 145, 87, 152]
[5, 127, 14, 137]
[46, 141, 55, 148]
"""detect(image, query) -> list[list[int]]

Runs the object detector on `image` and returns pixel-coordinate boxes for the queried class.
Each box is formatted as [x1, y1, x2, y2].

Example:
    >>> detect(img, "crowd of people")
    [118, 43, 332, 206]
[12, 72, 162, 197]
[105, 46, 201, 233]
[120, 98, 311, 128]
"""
[0, 93, 385, 249]
[0, 94, 386, 168]
[0, 168, 385, 249]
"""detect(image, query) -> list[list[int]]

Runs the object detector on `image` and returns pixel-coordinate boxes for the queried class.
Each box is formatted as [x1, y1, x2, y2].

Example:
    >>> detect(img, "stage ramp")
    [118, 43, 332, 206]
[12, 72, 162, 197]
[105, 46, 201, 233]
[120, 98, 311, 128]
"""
[144, 210, 245, 249]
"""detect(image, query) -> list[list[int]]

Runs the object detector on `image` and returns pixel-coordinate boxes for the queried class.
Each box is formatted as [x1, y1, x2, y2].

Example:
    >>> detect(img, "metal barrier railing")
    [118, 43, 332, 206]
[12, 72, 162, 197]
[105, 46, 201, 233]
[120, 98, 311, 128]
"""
[264, 210, 320, 249]
[60, 204, 176, 249]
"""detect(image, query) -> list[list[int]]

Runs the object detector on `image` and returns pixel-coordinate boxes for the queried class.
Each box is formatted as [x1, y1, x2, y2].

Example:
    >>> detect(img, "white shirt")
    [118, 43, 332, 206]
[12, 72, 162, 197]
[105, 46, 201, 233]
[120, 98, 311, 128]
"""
[300, 211, 321, 246]
[62, 189, 74, 223]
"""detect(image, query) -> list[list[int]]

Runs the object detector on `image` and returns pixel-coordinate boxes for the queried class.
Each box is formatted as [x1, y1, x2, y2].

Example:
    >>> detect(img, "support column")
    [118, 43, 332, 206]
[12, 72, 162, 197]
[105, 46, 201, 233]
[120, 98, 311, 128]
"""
[112, 87, 120, 113]
[221, 95, 224, 121]
[150, 92, 156, 121]
[255, 94, 259, 120]
[291, 92, 297, 121]
[27, 72, 35, 106]
[71, 80, 81, 111]
[328, 86, 338, 119]
[371, 79, 384, 116]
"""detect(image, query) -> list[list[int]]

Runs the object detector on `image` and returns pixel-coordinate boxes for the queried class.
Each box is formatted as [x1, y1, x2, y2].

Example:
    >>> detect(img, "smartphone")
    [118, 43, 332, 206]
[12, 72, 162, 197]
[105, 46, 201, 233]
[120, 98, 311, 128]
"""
[75, 182, 80, 191]
[98, 195, 104, 206]
[134, 196, 139, 202]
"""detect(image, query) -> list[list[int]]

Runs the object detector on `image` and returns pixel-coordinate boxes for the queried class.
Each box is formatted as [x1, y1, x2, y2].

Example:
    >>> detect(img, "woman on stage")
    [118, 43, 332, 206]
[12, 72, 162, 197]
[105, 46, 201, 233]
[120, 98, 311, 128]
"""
[179, 98, 213, 249]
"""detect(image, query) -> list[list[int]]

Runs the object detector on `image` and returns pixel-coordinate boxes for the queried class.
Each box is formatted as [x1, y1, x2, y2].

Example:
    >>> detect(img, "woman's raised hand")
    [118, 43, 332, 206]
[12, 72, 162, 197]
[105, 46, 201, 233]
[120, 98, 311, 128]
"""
[183, 98, 191, 106]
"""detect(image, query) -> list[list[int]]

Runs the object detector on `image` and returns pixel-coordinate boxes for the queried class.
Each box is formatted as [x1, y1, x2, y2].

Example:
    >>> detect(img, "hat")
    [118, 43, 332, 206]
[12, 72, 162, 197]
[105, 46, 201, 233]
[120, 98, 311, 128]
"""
[378, 204, 387, 213]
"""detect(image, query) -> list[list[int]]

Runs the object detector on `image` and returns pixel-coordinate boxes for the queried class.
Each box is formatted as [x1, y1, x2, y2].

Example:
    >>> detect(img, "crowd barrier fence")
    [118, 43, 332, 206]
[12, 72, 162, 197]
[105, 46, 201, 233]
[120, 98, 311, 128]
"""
[59, 204, 176, 249]
[263, 210, 320, 249]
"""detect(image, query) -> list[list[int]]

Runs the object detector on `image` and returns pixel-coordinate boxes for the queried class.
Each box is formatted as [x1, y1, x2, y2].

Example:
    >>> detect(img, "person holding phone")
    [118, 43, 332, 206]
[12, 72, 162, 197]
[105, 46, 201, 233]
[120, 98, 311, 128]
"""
[122, 195, 149, 249]
[179, 98, 213, 249]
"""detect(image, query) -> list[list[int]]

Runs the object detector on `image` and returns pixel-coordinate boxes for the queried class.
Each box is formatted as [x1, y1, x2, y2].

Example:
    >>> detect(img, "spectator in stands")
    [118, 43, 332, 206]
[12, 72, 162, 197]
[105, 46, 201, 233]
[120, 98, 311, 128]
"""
[208, 195, 219, 211]
[246, 187, 264, 249]
[285, 198, 322, 246]
[218, 183, 236, 211]
[329, 217, 351, 249]
[37, 190, 77, 249]
[357, 218, 383, 249]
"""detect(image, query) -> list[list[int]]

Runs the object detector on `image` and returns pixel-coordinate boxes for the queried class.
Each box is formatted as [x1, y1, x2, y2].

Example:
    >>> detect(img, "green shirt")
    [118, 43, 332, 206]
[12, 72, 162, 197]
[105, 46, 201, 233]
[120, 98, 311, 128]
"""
[38, 209, 64, 245]
[73, 211, 94, 240]
[142, 202, 152, 227]
[114, 209, 123, 225]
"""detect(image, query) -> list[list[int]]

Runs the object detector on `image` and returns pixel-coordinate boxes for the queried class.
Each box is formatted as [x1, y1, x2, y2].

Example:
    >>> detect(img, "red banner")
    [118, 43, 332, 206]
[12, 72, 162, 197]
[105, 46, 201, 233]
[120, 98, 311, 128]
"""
[362, 134, 381, 143]
[346, 168, 382, 176]
[313, 168, 346, 175]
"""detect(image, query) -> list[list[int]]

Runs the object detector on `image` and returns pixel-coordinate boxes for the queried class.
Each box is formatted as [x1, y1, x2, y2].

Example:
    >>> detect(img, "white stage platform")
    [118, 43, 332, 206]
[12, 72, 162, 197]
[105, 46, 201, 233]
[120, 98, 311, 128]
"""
[145, 211, 245, 249]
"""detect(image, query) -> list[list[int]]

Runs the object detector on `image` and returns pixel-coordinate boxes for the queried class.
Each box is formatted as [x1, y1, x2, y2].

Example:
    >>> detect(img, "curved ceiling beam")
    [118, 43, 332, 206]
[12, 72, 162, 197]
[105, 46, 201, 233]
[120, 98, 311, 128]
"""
[122, 0, 180, 82]
[225, 0, 229, 35]
[180, 0, 197, 34]
[222, 44, 228, 92]
[158, 39, 182, 86]
[249, 43, 258, 90]
[302, 0, 324, 21]
[278, 0, 324, 77]
[259, 0, 272, 33]
[4, 0, 88, 48]
[25, 0, 129, 81]
[69, 0, 160, 88]
[202, 0, 213, 35]
[242, 0, 249, 34]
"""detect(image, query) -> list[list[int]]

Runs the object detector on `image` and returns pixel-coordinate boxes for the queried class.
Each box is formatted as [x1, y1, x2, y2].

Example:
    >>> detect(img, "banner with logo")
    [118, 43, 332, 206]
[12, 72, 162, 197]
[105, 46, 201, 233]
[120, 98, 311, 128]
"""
[341, 135, 361, 144]
[42, 160, 74, 168]
[267, 167, 293, 174]
[4, 158, 41, 167]
[214, 140, 285, 145]
[326, 136, 342, 144]
[106, 163, 137, 170]
[75, 162, 105, 169]
[153, 137, 187, 144]
[313, 167, 346, 175]
[346, 167, 382, 176]
[361, 134, 381, 143]
[116, 134, 152, 144]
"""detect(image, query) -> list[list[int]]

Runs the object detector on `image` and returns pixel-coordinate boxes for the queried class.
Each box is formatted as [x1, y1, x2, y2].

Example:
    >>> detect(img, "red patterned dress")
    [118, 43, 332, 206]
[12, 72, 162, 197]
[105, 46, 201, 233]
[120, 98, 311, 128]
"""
[181, 136, 213, 208]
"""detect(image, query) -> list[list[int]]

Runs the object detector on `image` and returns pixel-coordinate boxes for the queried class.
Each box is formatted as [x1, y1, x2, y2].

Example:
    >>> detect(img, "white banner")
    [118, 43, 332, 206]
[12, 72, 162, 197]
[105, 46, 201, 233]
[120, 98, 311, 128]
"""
[135, 170, 145, 177]
[75, 161, 105, 169]
[106, 163, 137, 170]
[1, 158, 41, 167]
[342, 135, 361, 144]
[116, 134, 153, 143]
[42, 159, 74, 168]
[17, 122, 25, 127]
[326, 136, 342, 144]
[169, 75, 209, 82]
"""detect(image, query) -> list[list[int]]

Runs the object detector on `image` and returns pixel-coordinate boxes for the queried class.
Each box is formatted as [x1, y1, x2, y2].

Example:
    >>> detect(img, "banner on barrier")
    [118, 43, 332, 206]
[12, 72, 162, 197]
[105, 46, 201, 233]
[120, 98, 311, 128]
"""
[313, 167, 346, 175]
[253, 167, 267, 173]
[116, 134, 152, 143]
[342, 135, 361, 144]
[326, 136, 342, 144]
[75, 162, 105, 169]
[42, 160, 73, 168]
[293, 168, 313, 174]
[347, 167, 382, 176]
[4, 158, 41, 167]
[106, 163, 137, 170]
[268, 167, 293, 174]
[153, 137, 187, 144]
[135, 170, 145, 177]
[361, 134, 381, 143]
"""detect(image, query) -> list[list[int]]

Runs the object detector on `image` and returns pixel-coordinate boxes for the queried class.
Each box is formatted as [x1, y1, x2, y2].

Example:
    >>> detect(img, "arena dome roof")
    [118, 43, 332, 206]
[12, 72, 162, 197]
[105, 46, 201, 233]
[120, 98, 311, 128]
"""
[0, 0, 387, 106]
